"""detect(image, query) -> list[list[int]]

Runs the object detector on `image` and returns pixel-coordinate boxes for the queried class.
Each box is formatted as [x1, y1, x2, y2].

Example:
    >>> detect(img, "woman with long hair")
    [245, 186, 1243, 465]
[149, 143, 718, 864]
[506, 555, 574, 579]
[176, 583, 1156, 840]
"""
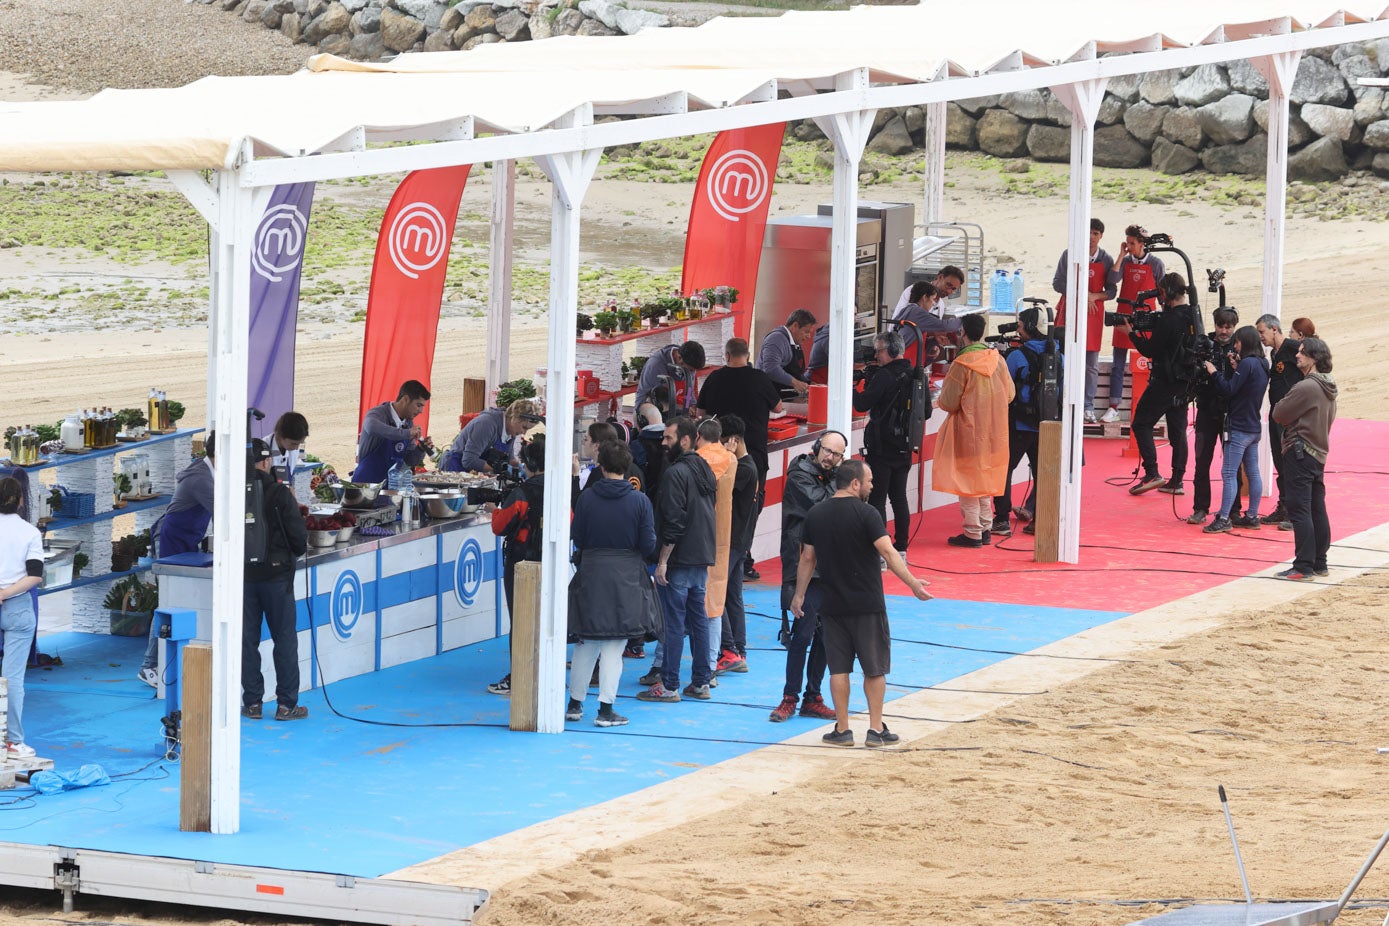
[1203, 326, 1270, 534]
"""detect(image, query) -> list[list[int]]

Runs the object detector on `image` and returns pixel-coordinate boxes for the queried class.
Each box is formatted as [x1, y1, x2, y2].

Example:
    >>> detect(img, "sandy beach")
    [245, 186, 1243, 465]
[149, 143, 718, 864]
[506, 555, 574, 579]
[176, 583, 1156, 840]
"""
[2, 4, 1389, 925]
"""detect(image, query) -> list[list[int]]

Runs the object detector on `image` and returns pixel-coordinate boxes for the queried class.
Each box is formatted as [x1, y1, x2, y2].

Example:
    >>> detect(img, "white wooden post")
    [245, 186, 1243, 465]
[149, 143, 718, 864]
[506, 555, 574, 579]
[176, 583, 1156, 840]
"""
[1251, 51, 1301, 503]
[922, 101, 947, 225]
[486, 158, 516, 401]
[1048, 78, 1107, 565]
[532, 110, 600, 734]
[824, 70, 875, 436]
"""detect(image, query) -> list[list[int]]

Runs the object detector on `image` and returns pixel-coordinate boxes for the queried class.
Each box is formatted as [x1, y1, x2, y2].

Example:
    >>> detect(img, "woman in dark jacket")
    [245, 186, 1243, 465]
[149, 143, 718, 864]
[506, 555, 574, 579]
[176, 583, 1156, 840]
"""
[1204, 325, 1270, 534]
[566, 440, 660, 727]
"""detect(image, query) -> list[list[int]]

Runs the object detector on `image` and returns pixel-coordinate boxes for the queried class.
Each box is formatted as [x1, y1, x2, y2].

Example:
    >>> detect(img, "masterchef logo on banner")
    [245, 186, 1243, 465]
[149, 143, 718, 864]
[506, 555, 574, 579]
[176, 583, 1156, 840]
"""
[249, 183, 316, 432]
[358, 166, 471, 435]
[681, 124, 786, 341]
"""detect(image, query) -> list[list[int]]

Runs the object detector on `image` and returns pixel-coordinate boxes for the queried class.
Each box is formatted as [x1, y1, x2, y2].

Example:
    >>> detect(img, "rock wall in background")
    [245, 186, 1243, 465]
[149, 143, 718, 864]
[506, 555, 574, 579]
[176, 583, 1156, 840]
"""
[206, 0, 1389, 181]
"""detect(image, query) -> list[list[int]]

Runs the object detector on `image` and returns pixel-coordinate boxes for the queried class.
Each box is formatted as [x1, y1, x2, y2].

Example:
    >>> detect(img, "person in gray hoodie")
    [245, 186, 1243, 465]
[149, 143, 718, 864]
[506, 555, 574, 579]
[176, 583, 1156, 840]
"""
[1271, 337, 1338, 580]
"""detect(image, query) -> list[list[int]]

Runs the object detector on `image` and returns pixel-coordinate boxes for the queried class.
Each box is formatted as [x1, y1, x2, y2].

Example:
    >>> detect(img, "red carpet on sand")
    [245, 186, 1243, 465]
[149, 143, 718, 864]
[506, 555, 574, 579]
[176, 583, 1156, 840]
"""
[753, 418, 1389, 613]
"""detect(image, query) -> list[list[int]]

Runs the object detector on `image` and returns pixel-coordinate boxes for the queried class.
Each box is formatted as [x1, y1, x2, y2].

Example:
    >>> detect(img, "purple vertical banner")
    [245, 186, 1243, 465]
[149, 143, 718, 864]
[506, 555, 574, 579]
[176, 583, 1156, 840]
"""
[248, 182, 316, 432]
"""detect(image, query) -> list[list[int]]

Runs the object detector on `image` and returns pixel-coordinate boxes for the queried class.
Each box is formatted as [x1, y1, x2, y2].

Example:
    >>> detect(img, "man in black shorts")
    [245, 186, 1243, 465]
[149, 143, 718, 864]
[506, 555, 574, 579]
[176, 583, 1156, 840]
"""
[791, 459, 932, 748]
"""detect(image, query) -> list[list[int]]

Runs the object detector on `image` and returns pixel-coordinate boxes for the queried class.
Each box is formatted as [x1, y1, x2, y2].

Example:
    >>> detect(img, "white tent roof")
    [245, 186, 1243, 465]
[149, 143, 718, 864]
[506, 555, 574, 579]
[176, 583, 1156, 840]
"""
[0, 1, 1386, 173]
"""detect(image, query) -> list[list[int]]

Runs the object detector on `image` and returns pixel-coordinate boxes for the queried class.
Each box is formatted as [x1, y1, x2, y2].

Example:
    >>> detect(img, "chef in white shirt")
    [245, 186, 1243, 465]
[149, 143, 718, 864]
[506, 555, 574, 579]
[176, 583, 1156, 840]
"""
[891, 265, 966, 319]
[269, 411, 309, 485]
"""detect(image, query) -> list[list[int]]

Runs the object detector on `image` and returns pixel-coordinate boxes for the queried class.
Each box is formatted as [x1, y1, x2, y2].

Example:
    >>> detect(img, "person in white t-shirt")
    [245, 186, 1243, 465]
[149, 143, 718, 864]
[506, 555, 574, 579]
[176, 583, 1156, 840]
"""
[891, 265, 965, 319]
[0, 476, 45, 759]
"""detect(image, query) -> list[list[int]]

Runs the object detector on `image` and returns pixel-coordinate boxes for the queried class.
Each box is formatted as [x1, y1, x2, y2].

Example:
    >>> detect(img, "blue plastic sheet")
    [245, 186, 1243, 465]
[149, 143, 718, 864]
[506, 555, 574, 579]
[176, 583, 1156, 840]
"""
[29, 764, 111, 794]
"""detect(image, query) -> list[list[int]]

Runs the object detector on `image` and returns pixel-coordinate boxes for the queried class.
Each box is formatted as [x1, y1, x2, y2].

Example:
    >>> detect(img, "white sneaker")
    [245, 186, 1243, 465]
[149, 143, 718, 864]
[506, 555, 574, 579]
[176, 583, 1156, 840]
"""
[138, 667, 158, 688]
[1084, 410, 1099, 424]
[6, 742, 36, 759]
[1100, 407, 1120, 424]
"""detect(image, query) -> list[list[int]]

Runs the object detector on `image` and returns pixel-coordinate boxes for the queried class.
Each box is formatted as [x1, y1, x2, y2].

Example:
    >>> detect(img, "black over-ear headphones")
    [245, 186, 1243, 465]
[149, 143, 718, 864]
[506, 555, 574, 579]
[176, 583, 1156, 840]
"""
[810, 430, 847, 457]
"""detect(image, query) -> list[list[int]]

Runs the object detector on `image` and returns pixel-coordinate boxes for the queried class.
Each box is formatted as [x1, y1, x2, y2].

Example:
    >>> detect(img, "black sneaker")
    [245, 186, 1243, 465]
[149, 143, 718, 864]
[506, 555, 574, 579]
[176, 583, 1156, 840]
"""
[594, 710, 629, 727]
[990, 517, 1012, 537]
[981, 530, 991, 544]
[1260, 505, 1288, 525]
[1185, 509, 1208, 525]
[487, 674, 512, 695]
[822, 727, 855, 748]
[1157, 479, 1185, 495]
[743, 563, 760, 581]
[1313, 567, 1330, 577]
[682, 683, 711, 700]
[1203, 517, 1233, 534]
[1129, 474, 1167, 495]
[240, 703, 262, 720]
[638, 665, 662, 687]
[1022, 521, 1036, 535]
[1230, 515, 1261, 529]
[947, 533, 983, 548]
[866, 724, 900, 748]
[274, 704, 308, 721]
[565, 698, 583, 721]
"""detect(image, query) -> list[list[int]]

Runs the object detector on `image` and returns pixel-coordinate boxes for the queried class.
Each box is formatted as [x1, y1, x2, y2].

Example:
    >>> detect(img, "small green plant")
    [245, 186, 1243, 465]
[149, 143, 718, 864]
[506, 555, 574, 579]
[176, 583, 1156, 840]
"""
[629, 355, 648, 375]
[593, 310, 619, 334]
[114, 407, 147, 430]
[72, 552, 89, 577]
[576, 312, 594, 336]
[112, 472, 133, 497]
[47, 485, 64, 514]
[164, 400, 185, 424]
[496, 378, 537, 408]
[103, 574, 158, 612]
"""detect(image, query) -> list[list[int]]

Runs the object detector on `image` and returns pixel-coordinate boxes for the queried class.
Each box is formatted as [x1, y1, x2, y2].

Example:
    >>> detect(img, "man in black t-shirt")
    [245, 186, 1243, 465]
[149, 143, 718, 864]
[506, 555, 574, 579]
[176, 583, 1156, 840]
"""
[793, 460, 931, 749]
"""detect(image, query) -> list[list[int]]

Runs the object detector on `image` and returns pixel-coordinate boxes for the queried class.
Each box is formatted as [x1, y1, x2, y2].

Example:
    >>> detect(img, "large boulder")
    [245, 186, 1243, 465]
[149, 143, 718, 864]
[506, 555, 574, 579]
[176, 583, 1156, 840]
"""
[1353, 89, 1386, 126]
[1150, 137, 1199, 175]
[1290, 56, 1349, 105]
[866, 115, 915, 155]
[302, 1, 351, 43]
[1371, 37, 1389, 72]
[1331, 42, 1365, 65]
[902, 105, 925, 136]
[1174, 64, 1230, 107]
[340, 0, 368, 10]
[423, 26, 454, 51]
[1025, 124, 1070, 162]
[1252, 100, 1313, 148]
[317, 32, 352, 55]
[1122, 101, 1169, 144]
[380, 6, 425, 51]
[553, 8, 584, 34]
[1300, 103, 1357, 142]
[1225, 59, 1269, 98]
[1161, 106, 1204, 149]
[1046, 94, 1072, 127]
[578, 0, 620, 30]
[1140, 70, 1179, 105]
[1092, 124, 1148, 168]
[242, 0, 267, 24]
[280, 11, 303, 40]
[462, 32, 502, 49]
[1338, 53, 1378, 88]
[1371, 153, 1389, 178]
[394, 0, 447, 29]
[976, 110, 1029, 158]
[945, 103, 976, 148]
[528, 9, 553, 39]
[1196, 93, 1256, 145]
[439, 4, 464, 32]
[1287, 136, 1349, 180]
[495, 8, 530, 39]
[353, 6, 380, 32]
[577, 18, 618, 35]
[956, 95, 1000, 116]
[615, 8, 668, 33]
[1199, 135, 1268, 176]
[1000, 90, 1048, 121]
[259, 4, 283, 29]
[793, 119, 826, 142]
[348, 30, 386, 59]
[1108, 74, 1140, 104]
[1096, 94, 1125, 126]
[1362, 119, 1389, 150]
[464, 4, 496, 30]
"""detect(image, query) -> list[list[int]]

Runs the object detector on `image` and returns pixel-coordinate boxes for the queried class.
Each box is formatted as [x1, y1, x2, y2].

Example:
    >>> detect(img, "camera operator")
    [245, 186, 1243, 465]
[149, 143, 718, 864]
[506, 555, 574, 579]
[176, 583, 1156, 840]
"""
[1256, 314, 1304, 528]
[852, 329, 914, 554]
[486, 435, 547, 697]
[1120, 272, 1195, 496]
[991, 308, 1063, 537]
[1104, 225, 1165, 424]
[1186, 307, 1243, 525]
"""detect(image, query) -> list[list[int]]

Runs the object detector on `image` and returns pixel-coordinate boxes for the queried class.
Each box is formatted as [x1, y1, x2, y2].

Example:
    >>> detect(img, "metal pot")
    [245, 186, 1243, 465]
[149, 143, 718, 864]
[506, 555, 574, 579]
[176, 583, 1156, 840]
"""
[342, 481, 382, 507]
[420, 493, 468, 519]
[308, 529, 339, 548]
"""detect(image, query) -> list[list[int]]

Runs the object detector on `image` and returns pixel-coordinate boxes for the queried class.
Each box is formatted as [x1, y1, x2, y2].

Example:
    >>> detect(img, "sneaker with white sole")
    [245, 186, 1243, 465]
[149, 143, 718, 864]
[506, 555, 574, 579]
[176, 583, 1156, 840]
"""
[486, 674, 511, 696]
[1084, 410, 1099, 424]
[1100, 407, 1120, 424]
[594, 710, 629, 727]
[5, 742, 36, 759]
[1129, 474, 1167, 495]
[138, 666, 158, 688]
[865, 724, 901, 748]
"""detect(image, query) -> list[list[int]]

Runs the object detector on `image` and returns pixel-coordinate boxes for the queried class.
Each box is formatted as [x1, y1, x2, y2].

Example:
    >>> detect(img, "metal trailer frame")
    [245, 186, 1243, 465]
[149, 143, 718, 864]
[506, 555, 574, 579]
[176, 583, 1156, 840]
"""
[0, 842, 488, 925]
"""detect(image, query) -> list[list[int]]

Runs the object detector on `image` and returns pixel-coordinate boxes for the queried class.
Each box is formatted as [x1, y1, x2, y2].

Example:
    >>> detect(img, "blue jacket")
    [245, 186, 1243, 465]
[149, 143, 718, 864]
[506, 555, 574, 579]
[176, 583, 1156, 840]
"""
[1214, 355, 1270, 434]
[1005, 339, 1064, 433]
[573, 476, 658, 561]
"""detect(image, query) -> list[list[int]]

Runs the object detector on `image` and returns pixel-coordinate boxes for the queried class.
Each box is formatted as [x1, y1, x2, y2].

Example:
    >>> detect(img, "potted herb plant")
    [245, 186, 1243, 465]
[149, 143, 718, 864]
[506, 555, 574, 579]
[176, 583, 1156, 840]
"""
[495, 378, 537, 408]
[112, 471, 132, 508]
[593, 310, 619, 338]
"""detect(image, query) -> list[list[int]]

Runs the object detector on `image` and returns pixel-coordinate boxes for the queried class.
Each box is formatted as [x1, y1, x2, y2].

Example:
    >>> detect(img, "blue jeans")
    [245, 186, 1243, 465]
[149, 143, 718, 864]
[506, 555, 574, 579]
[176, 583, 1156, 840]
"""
[1084, 350, 1100, 412]
[2, 592, 38, 746]
[1108, 348, 1127, 410]
[783, 579, 827, 699]
[1218, 430, 1262, 520]
[659, 565, 710, 691]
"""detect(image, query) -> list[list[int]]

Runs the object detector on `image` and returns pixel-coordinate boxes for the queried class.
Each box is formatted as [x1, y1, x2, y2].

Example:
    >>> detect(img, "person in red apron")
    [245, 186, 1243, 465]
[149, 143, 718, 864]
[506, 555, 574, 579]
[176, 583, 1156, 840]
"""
[1051, 217, 1117, 423]
[1105, 225, 1166, 423]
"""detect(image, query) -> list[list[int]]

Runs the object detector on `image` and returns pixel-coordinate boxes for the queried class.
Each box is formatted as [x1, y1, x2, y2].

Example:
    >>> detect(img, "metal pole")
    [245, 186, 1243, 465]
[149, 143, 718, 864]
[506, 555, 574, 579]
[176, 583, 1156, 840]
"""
[1218, 785, 1254, 905]
[1338, 828, 1389, 914]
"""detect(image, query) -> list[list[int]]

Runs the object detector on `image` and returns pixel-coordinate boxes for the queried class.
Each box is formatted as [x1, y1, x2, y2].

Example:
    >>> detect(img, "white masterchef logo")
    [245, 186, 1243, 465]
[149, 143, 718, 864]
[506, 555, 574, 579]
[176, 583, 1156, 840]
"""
[387, 202, 449, 280]
[706, 148, 770, 223]
[252, 203, 308, 283]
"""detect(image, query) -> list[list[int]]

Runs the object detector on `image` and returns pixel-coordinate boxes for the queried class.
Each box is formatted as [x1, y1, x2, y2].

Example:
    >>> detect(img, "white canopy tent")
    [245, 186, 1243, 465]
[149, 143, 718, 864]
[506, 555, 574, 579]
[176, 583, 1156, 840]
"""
[2, 0, 1385, 833]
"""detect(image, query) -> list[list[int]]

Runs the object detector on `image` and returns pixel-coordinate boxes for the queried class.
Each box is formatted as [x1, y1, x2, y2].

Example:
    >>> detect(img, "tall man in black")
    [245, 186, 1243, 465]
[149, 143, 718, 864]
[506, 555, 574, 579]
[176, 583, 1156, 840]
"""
[698, 336, 783, 580]
[242, 439, 310, 721]
[853, 329, 914, 553]
[1119, 272, 1198, 496]
[793, 460, 931, 748]
[715, 414, 759, 672]
[1187, 306, 1242, 523]
[1257, 313, 1304, 528]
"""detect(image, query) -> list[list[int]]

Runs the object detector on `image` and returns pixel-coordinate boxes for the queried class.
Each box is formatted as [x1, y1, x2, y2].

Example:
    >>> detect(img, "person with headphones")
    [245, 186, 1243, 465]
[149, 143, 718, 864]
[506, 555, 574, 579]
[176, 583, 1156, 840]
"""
[241, 438, 310, 722]
[440, 398, 540, 474]
[768, 429, 845, 723]
[487, 436, 548, 696]
[1120, 271, 1198, 496]
[992, 308, 1064, 537]
[853, 329, 915, 554]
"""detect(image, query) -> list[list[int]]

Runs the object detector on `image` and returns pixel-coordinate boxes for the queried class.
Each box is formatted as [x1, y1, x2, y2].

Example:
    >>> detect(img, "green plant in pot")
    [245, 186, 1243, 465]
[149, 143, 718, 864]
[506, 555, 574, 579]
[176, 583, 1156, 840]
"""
[72, 551, 89, 578]
[495, 378, 537, 408]
[593, 310, 619, 337]
[576, 312, 594, 337]
[112, 471, 132, 506]
[114, 408, 148, 432]
[629, 355, 648, 377]
[641, 303, 665, 328]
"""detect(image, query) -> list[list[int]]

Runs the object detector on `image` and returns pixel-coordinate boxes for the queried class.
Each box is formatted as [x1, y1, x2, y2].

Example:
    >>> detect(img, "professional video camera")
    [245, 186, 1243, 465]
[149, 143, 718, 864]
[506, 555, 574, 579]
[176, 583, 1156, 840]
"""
[1104, 290, 1162, 333]
[854, 342, 878, 365]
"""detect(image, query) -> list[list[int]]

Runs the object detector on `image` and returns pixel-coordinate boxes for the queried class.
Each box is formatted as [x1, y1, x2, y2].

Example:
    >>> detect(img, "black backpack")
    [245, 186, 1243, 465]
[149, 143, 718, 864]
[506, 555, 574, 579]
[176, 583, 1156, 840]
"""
[878, 366, 929, 453]
[502, 480, 545, 562]
[1008, 343, 1061, 428]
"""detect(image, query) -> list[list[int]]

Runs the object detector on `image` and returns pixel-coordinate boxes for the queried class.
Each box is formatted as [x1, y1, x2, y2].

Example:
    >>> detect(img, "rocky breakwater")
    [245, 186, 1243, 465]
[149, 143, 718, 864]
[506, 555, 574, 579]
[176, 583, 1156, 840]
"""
[203, 0, 669, 61]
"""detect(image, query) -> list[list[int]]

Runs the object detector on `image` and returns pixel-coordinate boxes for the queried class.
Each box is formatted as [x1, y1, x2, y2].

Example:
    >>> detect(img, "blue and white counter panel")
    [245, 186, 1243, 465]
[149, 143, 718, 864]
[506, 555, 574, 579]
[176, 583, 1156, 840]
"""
[152, 516, 503, 699]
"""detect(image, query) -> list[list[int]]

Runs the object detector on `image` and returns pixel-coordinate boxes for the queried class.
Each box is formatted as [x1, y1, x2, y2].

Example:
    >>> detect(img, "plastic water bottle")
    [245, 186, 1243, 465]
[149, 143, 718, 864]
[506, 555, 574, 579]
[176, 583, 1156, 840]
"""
[990, 269, 1009, 312]
[387, 459, 407, 491]
[1011, 268, 1025, 310]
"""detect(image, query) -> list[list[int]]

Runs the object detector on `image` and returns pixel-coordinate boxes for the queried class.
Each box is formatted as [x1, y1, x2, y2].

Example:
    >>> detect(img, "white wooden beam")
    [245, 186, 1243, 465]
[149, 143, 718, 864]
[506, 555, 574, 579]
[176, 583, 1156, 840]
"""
[486, 158, 516, 401]
[531, 110, 600, 735]
[167, 170, 219, 228]
[922, 101, 946, 225]
[1049, 77, 1107, 566]
[825, 70, 874, 437]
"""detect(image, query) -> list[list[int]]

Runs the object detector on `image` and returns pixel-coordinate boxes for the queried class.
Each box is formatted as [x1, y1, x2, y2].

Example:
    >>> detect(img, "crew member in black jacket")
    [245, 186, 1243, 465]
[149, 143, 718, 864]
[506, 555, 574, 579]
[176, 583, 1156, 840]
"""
[853, 329, 914, 553]
[1256, 313, 1305, 527]
[1119, 272, 1198, 496]
[241, 438, 310, 722]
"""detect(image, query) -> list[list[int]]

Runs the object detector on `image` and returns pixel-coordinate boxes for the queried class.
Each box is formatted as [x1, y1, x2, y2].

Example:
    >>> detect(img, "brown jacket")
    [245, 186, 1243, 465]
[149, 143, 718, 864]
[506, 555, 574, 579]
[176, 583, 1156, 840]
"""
[1271, 372, 1337, 463]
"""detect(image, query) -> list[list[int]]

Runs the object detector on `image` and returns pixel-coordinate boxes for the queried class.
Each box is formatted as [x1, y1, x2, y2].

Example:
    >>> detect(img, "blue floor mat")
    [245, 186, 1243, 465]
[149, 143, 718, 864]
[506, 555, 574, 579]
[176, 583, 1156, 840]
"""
[2, 589, 1124, 876]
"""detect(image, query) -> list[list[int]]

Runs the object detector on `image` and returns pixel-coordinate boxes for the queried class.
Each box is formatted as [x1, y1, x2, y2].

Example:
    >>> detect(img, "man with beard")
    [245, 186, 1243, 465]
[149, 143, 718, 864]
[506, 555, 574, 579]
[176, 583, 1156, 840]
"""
[792, 459, 931, 747]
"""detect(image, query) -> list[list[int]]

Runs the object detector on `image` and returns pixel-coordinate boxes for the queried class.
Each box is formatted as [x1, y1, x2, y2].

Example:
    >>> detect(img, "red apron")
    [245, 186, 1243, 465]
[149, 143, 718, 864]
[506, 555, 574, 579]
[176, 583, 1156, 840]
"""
[1056, 255, 1108, 352]
[1114, 256, 1158, 351]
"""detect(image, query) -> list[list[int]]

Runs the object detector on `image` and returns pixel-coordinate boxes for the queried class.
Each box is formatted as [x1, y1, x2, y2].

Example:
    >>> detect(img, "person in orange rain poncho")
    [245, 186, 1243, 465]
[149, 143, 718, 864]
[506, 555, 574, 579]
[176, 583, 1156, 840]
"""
[933, 313, 1015, 548]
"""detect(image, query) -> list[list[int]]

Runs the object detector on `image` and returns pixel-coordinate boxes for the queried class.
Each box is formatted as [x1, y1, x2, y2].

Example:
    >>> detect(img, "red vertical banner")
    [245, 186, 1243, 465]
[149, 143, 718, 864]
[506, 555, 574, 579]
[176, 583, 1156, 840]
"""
[681, 123, 785, 341]
[358, 165, 471, 436]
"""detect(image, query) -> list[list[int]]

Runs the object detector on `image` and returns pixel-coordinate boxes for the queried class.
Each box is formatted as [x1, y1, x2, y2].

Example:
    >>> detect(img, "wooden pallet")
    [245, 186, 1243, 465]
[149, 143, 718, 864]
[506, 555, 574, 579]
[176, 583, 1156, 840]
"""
[0, 754, 55, 789]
